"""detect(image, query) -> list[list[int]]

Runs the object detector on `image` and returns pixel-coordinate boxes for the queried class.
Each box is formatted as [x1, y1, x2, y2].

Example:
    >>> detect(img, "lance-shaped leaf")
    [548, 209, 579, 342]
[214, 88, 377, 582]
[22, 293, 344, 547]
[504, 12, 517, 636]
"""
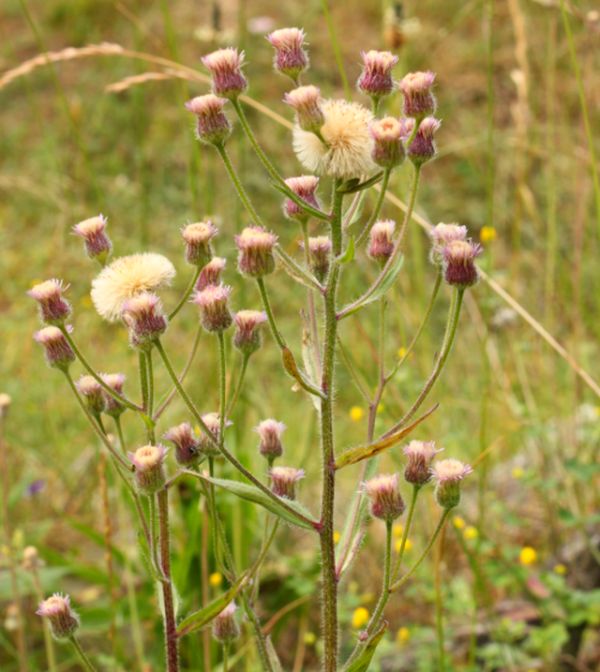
[265, 636, 284, 672]
[184, 471, 319, 531]
[335, 404, 438, 469]
[282, 346, 326, 399]
[337, 171, 385, 194]
[177, 572, 249, 638]
[275, 246, 324, 292]
[342, 622, 387, 672]
[336, 235, 355, 264]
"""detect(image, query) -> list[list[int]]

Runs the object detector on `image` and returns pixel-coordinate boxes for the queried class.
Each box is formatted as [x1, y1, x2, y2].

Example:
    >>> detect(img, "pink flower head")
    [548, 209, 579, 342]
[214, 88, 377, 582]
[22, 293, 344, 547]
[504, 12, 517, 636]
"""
[235, 226, 278, 278]
[363, 473, 405, 521]
[283, 175, 320, 220]
[196, 257, 227, 291]
[185, 94, 231, 146]
[122, 292, 167, 348]
[369, 117, 405, 169]
[181, 221, 218, 266]
[34, 326, 75, 370]
[233, 309, 267, 356]
[305, 236, 332, 282]
[73, 215, 112, 263]
[399, 71, 437, 118]
[255, 418, 286, 461]
[202, 48, 247, 99]
[357, 50, 398, 99]
[36, 593, 80, 639]
[368, 220, 395, 263]
[407, 116, 441, 166]
[284, 85, 325, 133]
[429, 223, 468, 265]
[128, 444, 167, 494]
[403, 440, 442, 485]
[212, 602, 240, 643]
[28, 279, 71, 325]
[267, 27, 309, 81]
[431, 458, 473, 508]
[270, 466, 304, 500]
[164, 422, 201, 466]
[193, 284, 233, 332]
[76, 375, 106, 416]
[198, 412, 232, 456]
[100, 372, 126, 417]
[443, 239, 482, 288]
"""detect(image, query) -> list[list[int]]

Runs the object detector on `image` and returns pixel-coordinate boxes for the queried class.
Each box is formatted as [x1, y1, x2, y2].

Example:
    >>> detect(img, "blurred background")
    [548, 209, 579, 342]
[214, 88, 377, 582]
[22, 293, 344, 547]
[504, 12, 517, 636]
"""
[1, 0, 599, 670]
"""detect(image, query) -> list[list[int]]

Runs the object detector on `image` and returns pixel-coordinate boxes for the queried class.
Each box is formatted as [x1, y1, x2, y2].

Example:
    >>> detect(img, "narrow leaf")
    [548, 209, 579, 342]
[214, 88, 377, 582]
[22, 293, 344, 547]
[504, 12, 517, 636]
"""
[343, 622, 387, 672]
[275, 246, 323, 292]
[265, 636, 284, 672]
[337, 236, 355, 264]
[339, 255, 404, 319]
[271, 182, 330, 221]
[338, 171, 384, 194]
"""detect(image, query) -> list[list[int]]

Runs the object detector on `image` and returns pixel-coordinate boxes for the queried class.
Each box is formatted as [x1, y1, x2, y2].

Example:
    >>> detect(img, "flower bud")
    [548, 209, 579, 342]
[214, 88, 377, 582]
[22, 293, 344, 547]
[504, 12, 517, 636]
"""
[197, 257, 227, 291]
[431, 458, 473, 509]
[368, 220, 395, 263]
[305, 236, 332, 282]
[235, 226, 277, 278]
[22, 546, 43, 571]
[407, 117, 441, 167]
[164, 422, 201, 466]
[34, 326, 75, 371]
[0, 393, 12, 420]
[270, 466, 304, 500]
[233, 310, 267, 356]
[357, 50, 398, 101]
[403, 440, 441, 486]
[128, 444, 167, 495]
[212, 602, 240, 643]
[100, 373, 126, 417]
[284, 85, 325, 134]
[36, 594, 80, 640]
[399, 71, 437, 119]
[202, 48, 247, 99]
[122, 292, 167, 349]
[283, 175, 320, 221]
[193, 284, 233, 332]
[181, 221, 217, 266]
[72, 215, 112, 264]
[76, 375, 106, 417]
[255, 419, 285, 462]
[198, 412, 231, 456]
[443, 239, 482, 288]
[369, 117, 405, 169]
[267, 28, 309, 81]
[429, 223, 468, 266]
[28, 279, 71, 325]
[185, 94, 232, 146]
[363, 473, 405, 521]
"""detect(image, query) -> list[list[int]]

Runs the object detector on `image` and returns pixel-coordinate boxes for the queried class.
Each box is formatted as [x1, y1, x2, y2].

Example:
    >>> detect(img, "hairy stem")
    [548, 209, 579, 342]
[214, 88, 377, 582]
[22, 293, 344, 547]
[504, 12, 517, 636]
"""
[169, 266, 201, 320]
[157, 488, 179, 672]
[215, 143, 263, 227]
[68, 637, 97, 672]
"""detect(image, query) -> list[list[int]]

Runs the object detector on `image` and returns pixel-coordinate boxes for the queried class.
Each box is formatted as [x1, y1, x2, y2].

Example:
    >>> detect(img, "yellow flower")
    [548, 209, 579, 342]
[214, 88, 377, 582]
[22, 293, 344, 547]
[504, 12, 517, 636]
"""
[395, 538, 412, 553]
[351, 607, 370, 629]
[392, 523, 403, 538]
[553, 564, 567, 575]
[396, 626, 410, 645]
[349, 406, 364, 422]
[480, 226, 497, 243]
[452, 516, 465, 530]
[519, 546, 537, 566]
[333, 530, 341, 544]
[209, 572, 223, 587]
[397, 346, 408, 359]
[303, 631, 316, 645]
[463, 526, 478, 540]
[512, 467, 525, 479]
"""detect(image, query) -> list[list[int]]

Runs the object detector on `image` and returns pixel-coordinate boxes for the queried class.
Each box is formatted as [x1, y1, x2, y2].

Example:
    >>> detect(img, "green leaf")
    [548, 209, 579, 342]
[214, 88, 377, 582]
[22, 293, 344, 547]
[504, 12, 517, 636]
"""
[337, 236, 355, 264]
[343, 622, 387, 671]
[338, 172, 384, 194]
[265, 635, 284, 671]
[271, 182, 330, 220]
[275, 246, 323, 292]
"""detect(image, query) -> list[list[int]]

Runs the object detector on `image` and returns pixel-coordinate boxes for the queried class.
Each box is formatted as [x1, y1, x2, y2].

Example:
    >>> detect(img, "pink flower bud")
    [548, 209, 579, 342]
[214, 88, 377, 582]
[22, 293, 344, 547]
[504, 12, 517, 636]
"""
[369, 117, 405, 169]
[363, 473, 405, 521]
[403, 440, 442, 485]
[181, 221, 218, 266]
[128, 444, 167, 495]
[399, 71, 437, 118]
[431, 458, 473, 508]
[100, 372, 126, 417]
[76, 375, 106, 417]
[368, 220, 395, 262]
[255, 419, 286, 461]
[235, 226, 277, 278]
[72, 215, 112, 264]
[122, 292, 167, 348]
[193, 284, 233, 332]
[212, 602, 240, 643]
[283, 175, 320, 220]
[185, 94, 232, 146]
[34, 326, 75, 371]
[357, 50, 398, 100]
[284, 85, 325, 134]
[164, 422, 201, 466]
[407, 116, 441, 166]
[198, 412, 231, 456]
[233, 310, 267, 356]
[270, 466, 304, 500]
[429, 223, 468, 266]
[36, 593, 80, 639]
[304, 236, 332, 282]
[267, 28, 309, 81]
[443, 239, 482, 288]
[196, 257, 227, 291]
[201, 48, 247, 99]
[28, 279, 71, 325]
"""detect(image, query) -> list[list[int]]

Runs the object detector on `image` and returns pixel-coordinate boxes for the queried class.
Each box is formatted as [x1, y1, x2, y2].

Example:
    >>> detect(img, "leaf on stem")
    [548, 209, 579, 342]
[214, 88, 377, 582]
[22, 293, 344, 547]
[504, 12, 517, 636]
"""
[337, 172, 384, 194]
[274, 246, 324, 292]
[336, 235, 355, 264]
[282, 347, 326, 399]
[342, 621, 387, 672]
[270, 182, 330, 221]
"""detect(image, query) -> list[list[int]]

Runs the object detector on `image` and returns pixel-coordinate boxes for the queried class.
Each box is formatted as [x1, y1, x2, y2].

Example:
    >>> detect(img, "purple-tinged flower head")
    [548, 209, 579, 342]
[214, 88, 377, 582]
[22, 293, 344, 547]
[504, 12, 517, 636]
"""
[255, 419, 286, 462]
[304, 236, 332, 282]
[100, 372, 126, 417]
[73, 215, 112, 264]
[403, 440, 442, 486]
[193, 284, 233, 333]
[429, 223, 468, 266]
[128, 444, 167, 495]
[181, 221, 218, 266]
[164, 422, 201, 467]
[26, 480, 45, 497]
[212, 602, 240, 643]
[233, 310, 267, 356]
[235, 226, 278, 278]
[407, 116, 441, 167]
[36, 593, 80, 640]
[22, 546, 43, 571]
[34, 326, 75, 371]
[368, 220, 396, 263]
[0, 393, 11, 420]
[122, 292, 167, 349]
[267, 28, 309, 82]
[363, 473, 405, 522]
[28, 279, 71, 325]
[357, 50, 398, 101]
[76, 375, 106, 417]
[398, 117, 416, 141]
[198, 412, 231, 456]
[196, 257, 227, 291]
[399, 71, 437, 119]
[284, 85, 325, 134]
[431, 458, 473, 508]
[201, 48, 247, 99]
[443, 239, 482, 288]
[370, 117, 405, 169]
[283, 175, 320, 221]
[185, 94, 232, 146]
[270, 466, 304, 500]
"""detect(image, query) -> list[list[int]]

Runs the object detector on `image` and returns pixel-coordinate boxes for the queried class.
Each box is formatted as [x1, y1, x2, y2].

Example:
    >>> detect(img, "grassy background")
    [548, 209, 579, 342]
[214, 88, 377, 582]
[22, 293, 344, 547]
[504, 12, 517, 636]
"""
[1, 0, 599, 670]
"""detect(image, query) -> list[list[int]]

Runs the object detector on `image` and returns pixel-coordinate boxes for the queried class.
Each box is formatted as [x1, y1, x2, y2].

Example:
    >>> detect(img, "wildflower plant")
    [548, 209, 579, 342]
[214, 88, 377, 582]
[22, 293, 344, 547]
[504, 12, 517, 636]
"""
[30, 30, 480, 672]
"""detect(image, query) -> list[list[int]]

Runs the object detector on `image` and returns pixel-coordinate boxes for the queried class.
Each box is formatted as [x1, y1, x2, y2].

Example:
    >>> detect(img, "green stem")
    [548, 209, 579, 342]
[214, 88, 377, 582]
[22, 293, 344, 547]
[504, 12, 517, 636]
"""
[321, 0, 351, 97]
[157, 489, 179, 672]
[217, 332, 227, 444]
[256, 278, 286, 349]
[435, 533, 446, 672]
[391, 485, 421, 580]
[222, 643, 229, 672]
[215, 143, 263, 227]
[69, 637, 97, 672]
[356, 168, 391, 246]
[146, 350, 155, 424]
[226, 354, 249, 416]
[169, 266, 201, 320]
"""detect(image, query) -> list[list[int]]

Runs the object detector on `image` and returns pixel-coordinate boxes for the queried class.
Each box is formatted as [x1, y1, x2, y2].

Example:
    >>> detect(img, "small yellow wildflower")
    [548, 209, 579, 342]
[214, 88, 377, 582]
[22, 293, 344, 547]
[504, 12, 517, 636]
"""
[349, 406, 364, 422]
[395, 538, 412, 553]
[519, 546, 537, 566]
[396, 626, 410, 645]
[351, 607, 370, 629]
[464, 526, 478, 540]
[452, 516, 465, 530]
[512, 466, 525, 479]
[397, 346, 407, 360]
[553, 564, 567, 575]
[303, 631, 316, 645]
[392, 523, 404, 538]
[209, 572, 223, 587]
[333, 530, 341, 544]
[480, 226, 497, 243]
